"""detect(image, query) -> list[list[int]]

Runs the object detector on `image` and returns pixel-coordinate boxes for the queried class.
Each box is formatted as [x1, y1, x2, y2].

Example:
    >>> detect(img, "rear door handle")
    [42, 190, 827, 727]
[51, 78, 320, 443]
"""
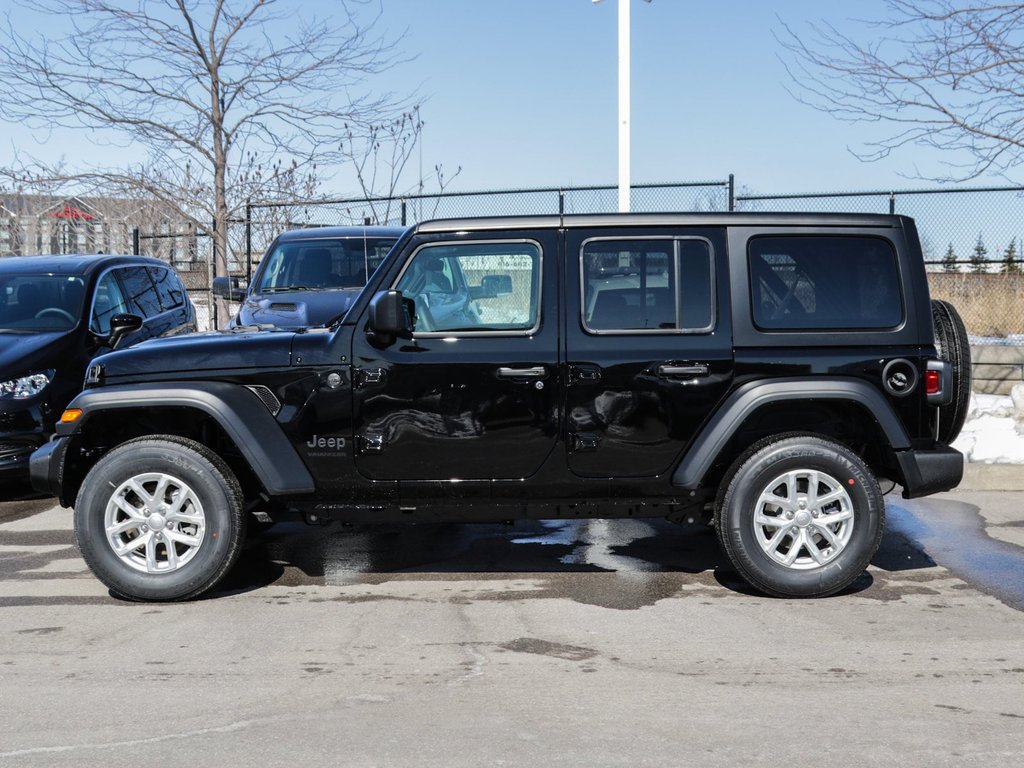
[657, 364, 709, 378]
[497, 366, 547, 379]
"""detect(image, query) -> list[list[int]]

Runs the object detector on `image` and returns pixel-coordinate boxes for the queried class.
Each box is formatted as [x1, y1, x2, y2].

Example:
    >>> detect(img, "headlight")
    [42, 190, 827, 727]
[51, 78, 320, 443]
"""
[0, 372, 52, 399]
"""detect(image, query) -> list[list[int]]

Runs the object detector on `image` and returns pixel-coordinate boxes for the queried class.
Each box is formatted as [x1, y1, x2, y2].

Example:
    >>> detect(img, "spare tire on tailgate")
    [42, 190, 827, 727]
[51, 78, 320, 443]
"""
[931, 299, 972, 444]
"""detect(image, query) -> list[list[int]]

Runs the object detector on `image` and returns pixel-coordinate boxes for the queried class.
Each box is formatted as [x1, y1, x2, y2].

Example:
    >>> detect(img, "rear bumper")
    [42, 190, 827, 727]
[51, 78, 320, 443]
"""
[896, 446, 964, 499]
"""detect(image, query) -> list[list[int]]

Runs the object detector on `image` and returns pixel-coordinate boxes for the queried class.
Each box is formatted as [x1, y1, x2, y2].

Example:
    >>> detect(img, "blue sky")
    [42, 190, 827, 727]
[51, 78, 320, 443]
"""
[1, 0, 1013, 197]
[371, 0, 1009, 195]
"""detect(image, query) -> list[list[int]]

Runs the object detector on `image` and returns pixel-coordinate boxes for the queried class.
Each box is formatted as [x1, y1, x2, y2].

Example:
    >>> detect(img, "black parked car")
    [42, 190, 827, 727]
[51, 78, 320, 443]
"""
[0, 254, 196, 483]
[33, 214, 970, 601]
[214, 226, 404, 329]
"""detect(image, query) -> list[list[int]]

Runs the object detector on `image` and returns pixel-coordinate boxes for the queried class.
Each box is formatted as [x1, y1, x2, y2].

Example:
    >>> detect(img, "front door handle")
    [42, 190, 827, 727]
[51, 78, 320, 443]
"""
[657, 363, 709, 378]
[497, 366, 547, 380]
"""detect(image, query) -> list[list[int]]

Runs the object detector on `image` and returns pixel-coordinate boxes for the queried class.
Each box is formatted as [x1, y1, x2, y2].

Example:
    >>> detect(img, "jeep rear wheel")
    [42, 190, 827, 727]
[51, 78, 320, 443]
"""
[931, 299, 972, 444]
[715, 434, 884, 598]
[74, 437, 245, 601]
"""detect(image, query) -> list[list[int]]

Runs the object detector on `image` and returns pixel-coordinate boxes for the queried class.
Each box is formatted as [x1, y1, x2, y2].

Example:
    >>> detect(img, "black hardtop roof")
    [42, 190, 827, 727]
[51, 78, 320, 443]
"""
[0, 253, 168, 276]
[275, 225, 406, 243]
[413, 212, 909, 234]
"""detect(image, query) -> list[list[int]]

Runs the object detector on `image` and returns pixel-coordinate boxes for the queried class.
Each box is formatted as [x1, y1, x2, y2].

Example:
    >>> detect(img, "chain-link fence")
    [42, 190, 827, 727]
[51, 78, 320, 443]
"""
[133, 226, 217, 330]
[134, 179, 1024, 346]
[735, 186, 1024, 341]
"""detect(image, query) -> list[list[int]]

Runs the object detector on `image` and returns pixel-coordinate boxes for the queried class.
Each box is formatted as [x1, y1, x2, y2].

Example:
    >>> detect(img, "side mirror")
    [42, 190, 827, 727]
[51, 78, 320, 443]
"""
[107, 313, 144, 349]
[481, 274, 513, 295]
[212, 275, 246, 301]
[471, 274, 513, 299]
[367, 290, 414, 343]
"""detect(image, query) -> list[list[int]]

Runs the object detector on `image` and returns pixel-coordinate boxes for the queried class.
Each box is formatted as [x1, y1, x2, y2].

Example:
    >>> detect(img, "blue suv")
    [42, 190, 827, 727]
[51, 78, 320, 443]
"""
[214, 226, 404, 329]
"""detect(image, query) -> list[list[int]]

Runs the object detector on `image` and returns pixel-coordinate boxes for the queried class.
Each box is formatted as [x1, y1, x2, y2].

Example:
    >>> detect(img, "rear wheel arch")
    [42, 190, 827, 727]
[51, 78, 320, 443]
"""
[673, 378, 910, 491]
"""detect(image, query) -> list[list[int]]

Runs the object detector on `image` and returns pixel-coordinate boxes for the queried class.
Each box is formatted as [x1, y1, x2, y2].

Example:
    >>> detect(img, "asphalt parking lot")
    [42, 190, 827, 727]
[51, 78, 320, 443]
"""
[2, 487, 1023, 767]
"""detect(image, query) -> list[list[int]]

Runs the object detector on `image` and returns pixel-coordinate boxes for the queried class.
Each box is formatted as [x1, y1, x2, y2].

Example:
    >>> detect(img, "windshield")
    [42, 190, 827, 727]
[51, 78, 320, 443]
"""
[0, 274, 86, 332]
[255, 237, 397, 293]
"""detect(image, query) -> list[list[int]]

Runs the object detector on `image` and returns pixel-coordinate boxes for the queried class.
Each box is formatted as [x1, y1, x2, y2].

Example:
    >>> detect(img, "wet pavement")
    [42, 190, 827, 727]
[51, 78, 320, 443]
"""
[2, 491, 1024, 766]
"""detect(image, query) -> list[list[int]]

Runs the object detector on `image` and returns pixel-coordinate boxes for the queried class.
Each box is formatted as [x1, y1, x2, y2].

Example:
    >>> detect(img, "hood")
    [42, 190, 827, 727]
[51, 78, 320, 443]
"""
[0, 330, 76, 379]
[94, 328, 296, 380]
[237, 288, 361, 329]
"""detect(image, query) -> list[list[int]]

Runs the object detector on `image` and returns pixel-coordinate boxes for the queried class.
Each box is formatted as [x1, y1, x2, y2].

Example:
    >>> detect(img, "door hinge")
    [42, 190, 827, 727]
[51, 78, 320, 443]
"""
[571, 432, 601, 452]
[568, 364, 602, 386]
[355, 367, 386, 388]
[358, 433, 386, 454]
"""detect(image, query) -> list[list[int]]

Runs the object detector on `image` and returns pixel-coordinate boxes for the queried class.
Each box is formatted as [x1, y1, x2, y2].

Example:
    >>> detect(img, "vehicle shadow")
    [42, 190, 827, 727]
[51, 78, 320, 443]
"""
[214, 514, 937, 601]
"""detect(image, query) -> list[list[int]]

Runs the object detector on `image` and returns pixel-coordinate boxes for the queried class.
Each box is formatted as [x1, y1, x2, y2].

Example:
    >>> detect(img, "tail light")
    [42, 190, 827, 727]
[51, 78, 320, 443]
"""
[926, 360, 953, 406]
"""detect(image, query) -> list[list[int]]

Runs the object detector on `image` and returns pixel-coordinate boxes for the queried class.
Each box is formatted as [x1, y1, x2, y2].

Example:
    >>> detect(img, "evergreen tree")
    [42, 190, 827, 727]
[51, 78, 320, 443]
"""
[941, 243, 959, 273]
[970, 234, 989, 274]
[1001, 238, 1021, 274]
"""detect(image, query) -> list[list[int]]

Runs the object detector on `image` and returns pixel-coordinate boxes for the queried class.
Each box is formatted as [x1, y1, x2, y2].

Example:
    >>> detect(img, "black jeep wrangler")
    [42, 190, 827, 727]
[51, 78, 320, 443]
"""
[30, 213, 970, 601]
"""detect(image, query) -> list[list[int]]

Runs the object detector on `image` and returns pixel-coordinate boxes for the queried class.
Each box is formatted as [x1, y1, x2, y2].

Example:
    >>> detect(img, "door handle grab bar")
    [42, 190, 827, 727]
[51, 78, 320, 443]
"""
[657, 363, 709, 378]
[497, 366, 547, 379]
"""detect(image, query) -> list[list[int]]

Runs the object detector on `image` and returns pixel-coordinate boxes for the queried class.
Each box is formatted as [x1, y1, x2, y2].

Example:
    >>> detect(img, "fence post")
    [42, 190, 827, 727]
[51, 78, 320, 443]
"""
[401, 199, 407, 226]
[132, 227, 140, 255]
[728, 174, 735, 212]
[889, 192, 896, 215]
[209, 217, 217, 331]
[245, 201, 252, 284]
[559, 189, 565, 217]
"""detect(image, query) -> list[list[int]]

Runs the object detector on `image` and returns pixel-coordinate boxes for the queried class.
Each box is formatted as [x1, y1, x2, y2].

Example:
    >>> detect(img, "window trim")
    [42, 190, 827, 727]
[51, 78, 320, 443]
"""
[89, 267, 132, 334]
[579, 235, 716, 335]
[391, 238, 544, 338]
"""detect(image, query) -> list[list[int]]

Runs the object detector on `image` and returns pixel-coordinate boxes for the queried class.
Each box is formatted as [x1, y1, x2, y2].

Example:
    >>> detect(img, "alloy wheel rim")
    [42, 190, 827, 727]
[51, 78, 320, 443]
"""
[103, 472, 206, 574]
[752, 469, 854, 570]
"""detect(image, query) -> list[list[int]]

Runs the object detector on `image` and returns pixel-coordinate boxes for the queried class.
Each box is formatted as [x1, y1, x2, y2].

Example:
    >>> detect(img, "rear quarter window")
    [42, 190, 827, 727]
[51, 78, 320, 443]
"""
[749, 235, 903, 331]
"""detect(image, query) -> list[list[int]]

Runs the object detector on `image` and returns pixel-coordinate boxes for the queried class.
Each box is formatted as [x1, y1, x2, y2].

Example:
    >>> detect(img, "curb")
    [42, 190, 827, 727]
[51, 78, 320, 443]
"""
[957, 463, 1024, 492]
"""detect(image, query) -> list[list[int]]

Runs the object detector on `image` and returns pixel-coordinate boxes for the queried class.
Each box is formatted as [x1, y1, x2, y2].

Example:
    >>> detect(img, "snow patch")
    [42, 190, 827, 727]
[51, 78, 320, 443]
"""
[952, 388, 1024, 464]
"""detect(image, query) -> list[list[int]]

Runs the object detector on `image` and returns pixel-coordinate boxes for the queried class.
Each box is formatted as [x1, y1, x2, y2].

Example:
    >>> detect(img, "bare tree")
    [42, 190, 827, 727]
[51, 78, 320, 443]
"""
[0, 0, 411, 321]
[341, 106, 462, 225]
[777, 2, 1024, 180]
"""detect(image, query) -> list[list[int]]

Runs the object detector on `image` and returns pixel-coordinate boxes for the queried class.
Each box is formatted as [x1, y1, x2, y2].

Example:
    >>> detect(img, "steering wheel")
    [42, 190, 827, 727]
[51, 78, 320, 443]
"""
[35, 307, 76, 324]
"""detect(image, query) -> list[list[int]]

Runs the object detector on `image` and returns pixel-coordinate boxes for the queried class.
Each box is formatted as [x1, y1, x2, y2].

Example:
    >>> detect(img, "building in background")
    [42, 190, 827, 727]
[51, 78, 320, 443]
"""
[0, 192, 200, 265]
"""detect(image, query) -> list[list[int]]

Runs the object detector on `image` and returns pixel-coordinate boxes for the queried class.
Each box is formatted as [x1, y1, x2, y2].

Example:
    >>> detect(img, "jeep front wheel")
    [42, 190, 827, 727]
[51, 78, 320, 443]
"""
[715, 434, 884, 598]
[74, 437, 245, 601]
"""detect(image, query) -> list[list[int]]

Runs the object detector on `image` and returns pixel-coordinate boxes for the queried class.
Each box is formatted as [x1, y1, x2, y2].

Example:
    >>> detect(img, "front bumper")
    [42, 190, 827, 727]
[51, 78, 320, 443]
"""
[29, 436, 67, 500]
[896, 446, 964, 499]
[0, 433, 47, 481]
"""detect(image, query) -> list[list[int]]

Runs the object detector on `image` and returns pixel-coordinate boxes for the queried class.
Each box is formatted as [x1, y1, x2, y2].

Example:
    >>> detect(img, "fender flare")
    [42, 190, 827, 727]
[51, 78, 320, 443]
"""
[58, 382, 315, 495]
[672, 377, 911, 490]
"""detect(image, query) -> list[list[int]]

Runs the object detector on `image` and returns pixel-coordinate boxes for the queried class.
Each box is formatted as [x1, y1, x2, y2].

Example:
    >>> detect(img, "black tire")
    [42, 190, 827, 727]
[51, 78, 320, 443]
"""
[715, 434, 884, 598]
[931, 299, 972, 444]
[74, 436, 246, 601]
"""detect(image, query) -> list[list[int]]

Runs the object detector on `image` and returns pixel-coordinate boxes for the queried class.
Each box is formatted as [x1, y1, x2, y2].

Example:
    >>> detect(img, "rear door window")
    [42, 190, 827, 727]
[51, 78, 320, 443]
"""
[149, 266, 186, 310]
[119, 266, 162, 318]
[581, 238, 713, 333]
[749, 236, 902, 330]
